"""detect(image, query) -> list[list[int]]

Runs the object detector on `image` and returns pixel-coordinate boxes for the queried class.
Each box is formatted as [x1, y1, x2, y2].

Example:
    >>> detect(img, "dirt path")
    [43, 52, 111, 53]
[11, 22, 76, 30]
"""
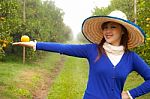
[32, 55, 66, 99]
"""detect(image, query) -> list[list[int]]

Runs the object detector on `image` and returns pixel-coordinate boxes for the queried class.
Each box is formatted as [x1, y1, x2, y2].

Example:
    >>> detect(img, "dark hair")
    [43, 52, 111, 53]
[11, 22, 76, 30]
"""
[95, 21, 129, 62]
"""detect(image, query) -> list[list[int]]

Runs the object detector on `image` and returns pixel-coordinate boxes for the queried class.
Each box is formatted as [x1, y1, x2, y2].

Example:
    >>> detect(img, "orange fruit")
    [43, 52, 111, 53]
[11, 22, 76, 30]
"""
[147, 38, 150, 41]
[21, 35, 30, 42]
[2, 43, 7, 48]
[146, 18, 150, 21]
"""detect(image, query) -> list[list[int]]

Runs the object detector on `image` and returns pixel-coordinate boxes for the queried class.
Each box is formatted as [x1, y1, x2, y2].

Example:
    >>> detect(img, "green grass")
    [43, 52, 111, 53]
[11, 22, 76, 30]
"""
[0, 62, 32, 99]
[0, 52, 62, 99]
[48, 56, 88, 99]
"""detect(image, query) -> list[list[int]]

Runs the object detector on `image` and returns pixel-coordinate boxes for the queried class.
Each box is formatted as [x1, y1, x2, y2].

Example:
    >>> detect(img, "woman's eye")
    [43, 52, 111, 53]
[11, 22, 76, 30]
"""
[111, 26, 116, 28]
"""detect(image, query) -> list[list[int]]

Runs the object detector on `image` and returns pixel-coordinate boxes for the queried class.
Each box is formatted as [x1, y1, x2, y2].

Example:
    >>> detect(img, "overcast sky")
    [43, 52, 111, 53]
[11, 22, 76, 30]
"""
[42, 0, 111, 39]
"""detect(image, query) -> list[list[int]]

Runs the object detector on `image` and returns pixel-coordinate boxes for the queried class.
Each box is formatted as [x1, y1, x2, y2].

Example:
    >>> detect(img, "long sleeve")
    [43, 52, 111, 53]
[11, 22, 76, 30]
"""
[36, 42, 94, 58]
[129, 52, 150, 98]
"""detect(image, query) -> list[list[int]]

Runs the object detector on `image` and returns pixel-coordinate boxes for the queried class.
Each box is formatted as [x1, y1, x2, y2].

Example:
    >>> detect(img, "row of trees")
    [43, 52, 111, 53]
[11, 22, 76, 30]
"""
[0, 0, 72, 61]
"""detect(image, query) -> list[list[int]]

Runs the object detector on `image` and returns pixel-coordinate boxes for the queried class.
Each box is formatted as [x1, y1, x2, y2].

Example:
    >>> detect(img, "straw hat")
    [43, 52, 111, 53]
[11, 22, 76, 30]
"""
[82, 10, 145, 48]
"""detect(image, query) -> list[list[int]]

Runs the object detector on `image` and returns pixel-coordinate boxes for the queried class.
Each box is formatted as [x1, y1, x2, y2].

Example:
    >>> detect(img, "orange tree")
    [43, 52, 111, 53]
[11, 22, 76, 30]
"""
[0, 0, 72, 61]
[0, 0, 21, 59]
[134, 0, 150, 65]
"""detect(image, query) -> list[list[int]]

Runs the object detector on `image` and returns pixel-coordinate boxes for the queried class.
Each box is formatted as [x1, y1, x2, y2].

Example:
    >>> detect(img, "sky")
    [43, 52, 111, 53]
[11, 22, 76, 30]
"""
[43, 0, 111, 39]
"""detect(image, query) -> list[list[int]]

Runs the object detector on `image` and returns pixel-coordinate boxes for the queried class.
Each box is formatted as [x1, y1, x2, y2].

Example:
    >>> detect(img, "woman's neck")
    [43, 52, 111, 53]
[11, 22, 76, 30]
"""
[103, 42, 124, 55]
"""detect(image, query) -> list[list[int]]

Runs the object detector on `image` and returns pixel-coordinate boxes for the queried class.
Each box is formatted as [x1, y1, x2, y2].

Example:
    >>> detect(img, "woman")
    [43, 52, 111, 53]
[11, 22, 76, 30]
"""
[13, 10, 150, 99]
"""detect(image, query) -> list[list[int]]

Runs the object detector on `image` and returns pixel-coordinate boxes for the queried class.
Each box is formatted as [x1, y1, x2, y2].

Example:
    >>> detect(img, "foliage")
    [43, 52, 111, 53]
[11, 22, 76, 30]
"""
[137, 0, 150, 37]
[0, 0, 21, 59]
[92, 6, 113, 16]
[134, 0, 150, 65]
[93, 0, 135, 20]
[0, 0, 72, 61]
[134, 41, 150, 65]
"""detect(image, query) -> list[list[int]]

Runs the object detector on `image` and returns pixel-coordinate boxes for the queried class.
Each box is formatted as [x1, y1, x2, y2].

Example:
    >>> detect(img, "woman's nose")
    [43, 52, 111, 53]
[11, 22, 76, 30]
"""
[105, 28, 111, 33]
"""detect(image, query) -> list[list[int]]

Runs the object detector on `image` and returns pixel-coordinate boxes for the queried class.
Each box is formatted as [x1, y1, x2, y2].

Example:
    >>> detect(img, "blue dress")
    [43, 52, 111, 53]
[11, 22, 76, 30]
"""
[36, 42, 150, 99]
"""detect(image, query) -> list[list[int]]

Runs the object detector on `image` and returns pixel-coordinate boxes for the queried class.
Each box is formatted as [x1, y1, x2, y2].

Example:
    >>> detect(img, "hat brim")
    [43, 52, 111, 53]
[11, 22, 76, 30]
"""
[82, 16, 146, 49]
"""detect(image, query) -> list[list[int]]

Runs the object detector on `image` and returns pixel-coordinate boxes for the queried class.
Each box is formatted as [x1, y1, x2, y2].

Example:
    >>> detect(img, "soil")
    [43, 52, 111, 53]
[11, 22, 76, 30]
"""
[32, 55, 66, 99]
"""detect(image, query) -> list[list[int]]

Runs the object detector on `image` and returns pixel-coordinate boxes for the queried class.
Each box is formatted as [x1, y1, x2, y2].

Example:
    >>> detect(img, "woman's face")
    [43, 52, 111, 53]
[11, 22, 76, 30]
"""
[102, 22, 123, 46]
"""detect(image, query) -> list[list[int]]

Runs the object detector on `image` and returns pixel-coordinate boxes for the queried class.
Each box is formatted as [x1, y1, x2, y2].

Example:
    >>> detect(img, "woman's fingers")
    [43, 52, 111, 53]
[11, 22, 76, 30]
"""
[12, 42, 21, 45]
[12, 42, 35, 48]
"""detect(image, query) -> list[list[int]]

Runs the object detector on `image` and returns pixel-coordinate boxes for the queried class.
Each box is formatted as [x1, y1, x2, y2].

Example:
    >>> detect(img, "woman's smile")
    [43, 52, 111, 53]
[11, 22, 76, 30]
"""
[105, 34, 113, 39]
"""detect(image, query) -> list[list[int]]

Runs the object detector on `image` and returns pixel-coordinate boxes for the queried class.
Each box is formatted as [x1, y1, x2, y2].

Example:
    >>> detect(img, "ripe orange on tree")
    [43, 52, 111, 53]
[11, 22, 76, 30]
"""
[2, 43, 7, 48]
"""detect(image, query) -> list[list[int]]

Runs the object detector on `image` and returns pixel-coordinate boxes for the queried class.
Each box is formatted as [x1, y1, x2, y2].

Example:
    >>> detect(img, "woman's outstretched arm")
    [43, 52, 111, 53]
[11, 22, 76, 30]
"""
[13, 41, 95, 58]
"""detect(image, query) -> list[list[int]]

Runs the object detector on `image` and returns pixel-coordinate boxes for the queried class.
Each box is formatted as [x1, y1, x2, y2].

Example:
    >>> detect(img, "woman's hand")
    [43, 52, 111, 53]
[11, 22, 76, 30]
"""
[12, 41, 35, 48]
[121, 91, 130, 99]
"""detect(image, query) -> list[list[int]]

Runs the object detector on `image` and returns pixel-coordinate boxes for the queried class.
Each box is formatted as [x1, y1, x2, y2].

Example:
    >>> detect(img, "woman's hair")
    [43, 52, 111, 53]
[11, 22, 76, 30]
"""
[95, 21, 129, 62]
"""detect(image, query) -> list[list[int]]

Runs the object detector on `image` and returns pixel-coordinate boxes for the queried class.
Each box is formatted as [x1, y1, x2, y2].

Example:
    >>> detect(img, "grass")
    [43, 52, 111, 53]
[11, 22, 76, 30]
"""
[0, 62, 32, 99]
[48, 56, 88, 99]
[0, 52, 150, 99]
[0, 52, 62, 99]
